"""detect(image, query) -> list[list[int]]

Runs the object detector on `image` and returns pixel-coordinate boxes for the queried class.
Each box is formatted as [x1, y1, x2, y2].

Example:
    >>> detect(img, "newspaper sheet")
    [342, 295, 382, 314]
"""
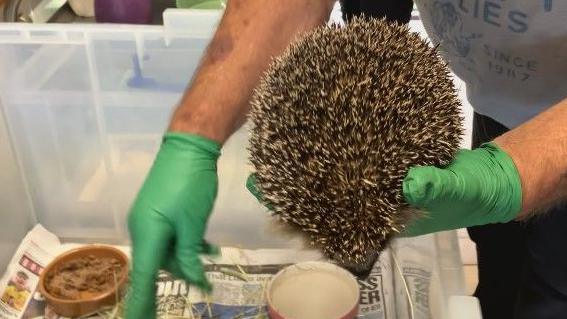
[1, 225, 438, 319]
[392, 235, 444, 319]
[0, 225, 60, 319]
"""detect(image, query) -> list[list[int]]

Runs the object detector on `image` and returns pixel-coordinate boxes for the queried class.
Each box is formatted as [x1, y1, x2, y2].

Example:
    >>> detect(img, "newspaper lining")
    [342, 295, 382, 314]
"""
[1, 225, 438, 319]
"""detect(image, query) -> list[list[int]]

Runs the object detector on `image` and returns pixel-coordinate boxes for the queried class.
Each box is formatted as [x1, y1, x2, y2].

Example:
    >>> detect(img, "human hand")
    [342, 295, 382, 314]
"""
[402, 143, 522, 236]
[126, 133, 220, 319]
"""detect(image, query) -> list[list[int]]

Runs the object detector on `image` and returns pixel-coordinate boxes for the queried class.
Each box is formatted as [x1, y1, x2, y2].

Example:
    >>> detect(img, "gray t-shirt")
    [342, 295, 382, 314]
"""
[416, 0, 567, 128]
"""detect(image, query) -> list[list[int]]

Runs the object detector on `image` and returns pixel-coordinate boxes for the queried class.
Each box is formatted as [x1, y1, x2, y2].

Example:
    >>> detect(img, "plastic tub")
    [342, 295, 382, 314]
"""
[0, 8, 480, 319]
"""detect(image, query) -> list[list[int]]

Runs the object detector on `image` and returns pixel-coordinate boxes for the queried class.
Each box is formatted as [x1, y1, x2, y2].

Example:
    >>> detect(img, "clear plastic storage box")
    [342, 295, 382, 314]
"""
[0, 9, 480, 319]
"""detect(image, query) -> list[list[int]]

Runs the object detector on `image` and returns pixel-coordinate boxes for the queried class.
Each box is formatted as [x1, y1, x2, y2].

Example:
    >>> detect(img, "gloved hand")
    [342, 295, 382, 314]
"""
[246, 143, 522, 237]
[126, 132, 221, 319]
[402, 143, 522, 236]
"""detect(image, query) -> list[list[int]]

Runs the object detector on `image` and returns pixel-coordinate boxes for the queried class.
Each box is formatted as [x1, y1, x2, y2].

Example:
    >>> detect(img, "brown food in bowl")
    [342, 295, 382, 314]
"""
[45, 255, 124, 300]
[39, 245, 128, 318]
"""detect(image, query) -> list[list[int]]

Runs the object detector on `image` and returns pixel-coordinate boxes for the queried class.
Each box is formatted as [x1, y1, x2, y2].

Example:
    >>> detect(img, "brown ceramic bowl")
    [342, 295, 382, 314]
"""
[39, 245, 129, 318]
[267, 261, 360, 319]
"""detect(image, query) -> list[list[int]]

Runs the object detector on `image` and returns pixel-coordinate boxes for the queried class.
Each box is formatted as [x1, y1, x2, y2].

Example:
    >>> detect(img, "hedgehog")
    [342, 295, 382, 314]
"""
[248, 17, 463, 275]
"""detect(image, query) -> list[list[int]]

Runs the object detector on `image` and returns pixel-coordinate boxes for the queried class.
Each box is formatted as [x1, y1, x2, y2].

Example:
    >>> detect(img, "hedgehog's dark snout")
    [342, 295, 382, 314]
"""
[339, 252, 379, 280]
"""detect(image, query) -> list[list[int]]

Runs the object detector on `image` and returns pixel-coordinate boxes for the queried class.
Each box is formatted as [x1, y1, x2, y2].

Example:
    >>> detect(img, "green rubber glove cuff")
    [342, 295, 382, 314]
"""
[163, 132, 221, 163]
[480, 142, 522, 222]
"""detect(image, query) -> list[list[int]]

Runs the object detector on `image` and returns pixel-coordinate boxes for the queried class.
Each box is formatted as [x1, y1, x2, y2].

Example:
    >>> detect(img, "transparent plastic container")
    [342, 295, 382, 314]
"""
[0, 9, 480, 319]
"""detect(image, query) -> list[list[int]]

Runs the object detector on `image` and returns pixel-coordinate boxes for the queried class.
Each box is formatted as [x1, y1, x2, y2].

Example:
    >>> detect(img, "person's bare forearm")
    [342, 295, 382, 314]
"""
[494, 98, 567, 217]
[169, 0, 335, 143]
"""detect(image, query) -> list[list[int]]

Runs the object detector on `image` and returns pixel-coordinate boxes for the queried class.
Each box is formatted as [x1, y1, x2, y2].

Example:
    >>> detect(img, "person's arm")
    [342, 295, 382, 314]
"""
[170, 0, 336, 142]
[403, 98, 567, 236]
[126, 2, 335, 319]
[495, 98, 567, 217]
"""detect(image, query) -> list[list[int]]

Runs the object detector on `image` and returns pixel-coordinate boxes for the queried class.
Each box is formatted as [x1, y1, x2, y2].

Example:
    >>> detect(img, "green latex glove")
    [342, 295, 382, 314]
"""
[246, 143, 522, 238]
[126, 132, 221, 319]
[246, 174, 269, 209]
[402, 143, 522, 236]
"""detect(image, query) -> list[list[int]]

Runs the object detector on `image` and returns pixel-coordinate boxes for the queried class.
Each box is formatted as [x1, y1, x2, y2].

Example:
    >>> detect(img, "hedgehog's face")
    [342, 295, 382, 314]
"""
[266, 215, 378, 277]
[250, 18, 462, 271]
